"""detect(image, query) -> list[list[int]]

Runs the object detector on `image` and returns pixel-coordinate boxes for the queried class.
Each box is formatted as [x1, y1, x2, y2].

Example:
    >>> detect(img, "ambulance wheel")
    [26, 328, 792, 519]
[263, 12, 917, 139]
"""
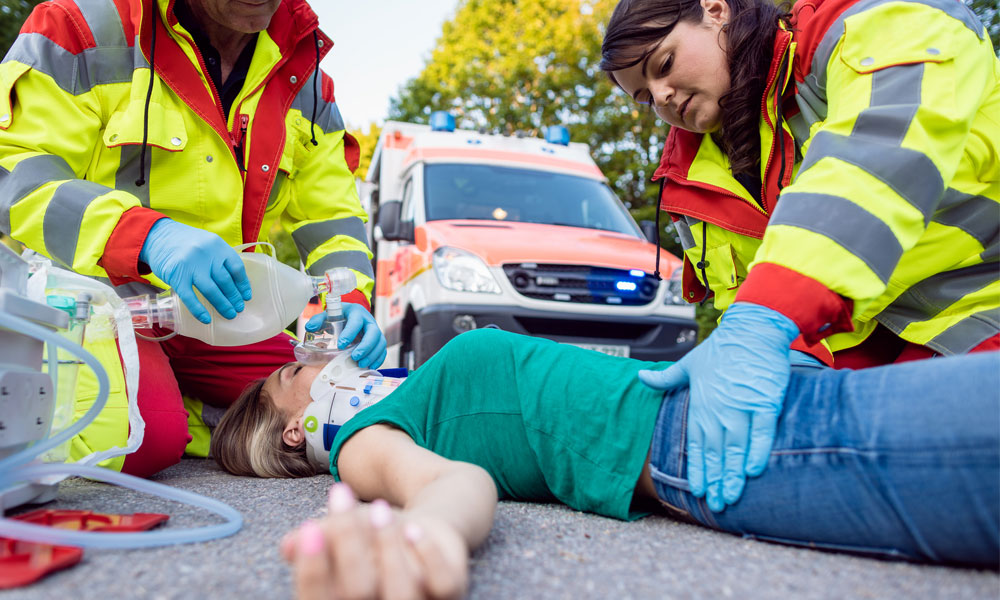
[403, 324, 425, 370]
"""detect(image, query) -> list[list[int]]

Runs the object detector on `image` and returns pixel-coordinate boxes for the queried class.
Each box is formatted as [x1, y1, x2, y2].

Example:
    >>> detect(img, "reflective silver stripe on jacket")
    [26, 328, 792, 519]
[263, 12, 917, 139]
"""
[877, 262, 999, 354]
[673, 216, 699, 252]
[794, 0, 984, 132]
[290, 71, 346, 134]
[307, 251, 374, 279]
[44, 179, 108, 269]
[925, 308, 1000, 355]
[292, 216, 370, 260]
[76, 0, 127, 47]
[2, 34, 138, 95]
[115, 145, 152, 208]
[934, 189, 1000, 262]
[0, 154, 75, 233]
[772, 192, 903, 283]
[771, 61, 943, 281]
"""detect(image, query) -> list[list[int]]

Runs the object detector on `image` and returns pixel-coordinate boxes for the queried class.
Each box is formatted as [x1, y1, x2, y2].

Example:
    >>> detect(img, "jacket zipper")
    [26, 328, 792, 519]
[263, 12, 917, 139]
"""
[172, 28, 247, 170]
[760, 33, 793, 214]
[234, 114, 249, 172]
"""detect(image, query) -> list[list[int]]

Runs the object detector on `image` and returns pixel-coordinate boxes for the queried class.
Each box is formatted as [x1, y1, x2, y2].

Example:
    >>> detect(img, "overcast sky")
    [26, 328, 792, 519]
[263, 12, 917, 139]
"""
[311, 1, 459, 129]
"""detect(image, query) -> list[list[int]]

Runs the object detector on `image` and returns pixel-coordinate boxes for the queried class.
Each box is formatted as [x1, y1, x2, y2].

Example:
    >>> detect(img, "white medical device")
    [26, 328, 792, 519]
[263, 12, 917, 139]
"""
[302, 351, 404, 470]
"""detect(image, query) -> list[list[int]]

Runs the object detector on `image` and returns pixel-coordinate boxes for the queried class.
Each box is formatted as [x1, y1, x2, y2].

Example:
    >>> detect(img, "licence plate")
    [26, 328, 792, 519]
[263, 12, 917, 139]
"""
[570, 343, 630, 357]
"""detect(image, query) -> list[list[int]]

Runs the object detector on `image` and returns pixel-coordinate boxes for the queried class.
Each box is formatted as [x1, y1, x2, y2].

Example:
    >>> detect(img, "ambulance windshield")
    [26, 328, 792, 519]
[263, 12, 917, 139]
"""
[424, 164, 643, 237]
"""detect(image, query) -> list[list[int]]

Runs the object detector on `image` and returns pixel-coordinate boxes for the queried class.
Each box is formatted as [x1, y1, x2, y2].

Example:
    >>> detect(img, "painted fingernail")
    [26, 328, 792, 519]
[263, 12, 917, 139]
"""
[298, 521, 324, 556]
[370, 499, 392, 529]
[404, 523, 423, 543]
[328, 483, 354, 513]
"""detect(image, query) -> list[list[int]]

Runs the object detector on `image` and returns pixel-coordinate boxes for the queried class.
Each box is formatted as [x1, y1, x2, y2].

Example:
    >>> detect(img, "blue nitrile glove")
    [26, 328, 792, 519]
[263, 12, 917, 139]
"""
[638, 302, 799, 512]
[305, 303, 387, 369]
[139, 219, 252, 324]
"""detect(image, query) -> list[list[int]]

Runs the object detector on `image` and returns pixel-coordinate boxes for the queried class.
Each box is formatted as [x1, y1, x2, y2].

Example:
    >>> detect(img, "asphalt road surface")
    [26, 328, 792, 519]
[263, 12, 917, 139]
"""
[3, 459, 996, 600]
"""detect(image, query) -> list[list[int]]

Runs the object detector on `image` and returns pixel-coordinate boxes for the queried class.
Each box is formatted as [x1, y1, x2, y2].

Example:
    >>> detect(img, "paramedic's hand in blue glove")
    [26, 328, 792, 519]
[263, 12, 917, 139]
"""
[305, 303, 387, 369]
[637, 302, 799, 512]
[139, 218, 252, 324]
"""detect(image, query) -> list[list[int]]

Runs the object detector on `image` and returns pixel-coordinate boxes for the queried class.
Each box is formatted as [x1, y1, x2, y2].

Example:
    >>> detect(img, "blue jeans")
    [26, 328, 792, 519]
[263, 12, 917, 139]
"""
[648, 351, 1000, 566]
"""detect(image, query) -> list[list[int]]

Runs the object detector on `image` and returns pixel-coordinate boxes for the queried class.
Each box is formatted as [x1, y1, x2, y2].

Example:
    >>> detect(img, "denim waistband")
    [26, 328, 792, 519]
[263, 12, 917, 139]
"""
[648, 387, 717, 528]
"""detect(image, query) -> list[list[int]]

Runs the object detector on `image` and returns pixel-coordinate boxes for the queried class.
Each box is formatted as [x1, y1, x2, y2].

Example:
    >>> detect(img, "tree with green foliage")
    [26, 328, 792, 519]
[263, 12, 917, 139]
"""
[389, 0, 678, 248]
[967, 0, 999, 52]
[1, 0, 44, 54]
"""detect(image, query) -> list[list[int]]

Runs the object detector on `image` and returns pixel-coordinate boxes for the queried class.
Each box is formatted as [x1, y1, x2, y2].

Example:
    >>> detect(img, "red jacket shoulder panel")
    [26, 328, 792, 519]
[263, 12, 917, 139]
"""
[791, 0, 859, 83]
[20, 0, 95, 54]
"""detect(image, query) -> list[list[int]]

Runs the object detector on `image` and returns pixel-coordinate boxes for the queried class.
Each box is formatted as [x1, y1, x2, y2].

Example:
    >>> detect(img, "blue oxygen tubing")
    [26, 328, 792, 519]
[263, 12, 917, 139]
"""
[0, 309, 243, 548]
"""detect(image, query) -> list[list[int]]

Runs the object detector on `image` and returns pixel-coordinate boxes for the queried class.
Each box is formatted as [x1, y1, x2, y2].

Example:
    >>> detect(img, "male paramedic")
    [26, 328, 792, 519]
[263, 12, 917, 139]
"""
[0, 0, 386, 476]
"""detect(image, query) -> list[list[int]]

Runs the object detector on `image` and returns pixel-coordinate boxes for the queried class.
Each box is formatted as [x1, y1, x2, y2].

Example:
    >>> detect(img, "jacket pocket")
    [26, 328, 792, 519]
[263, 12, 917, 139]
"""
[839, 5, 956, 75]
[0, 62, 31, 130]
[278, 114, 318, 178]
[103, 101, 188, 152]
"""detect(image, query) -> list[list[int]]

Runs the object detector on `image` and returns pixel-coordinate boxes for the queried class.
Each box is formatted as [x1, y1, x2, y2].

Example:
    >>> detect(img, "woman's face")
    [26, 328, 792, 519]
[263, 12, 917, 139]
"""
[263, 362, 326, 424]
[611, 0, 731, 133]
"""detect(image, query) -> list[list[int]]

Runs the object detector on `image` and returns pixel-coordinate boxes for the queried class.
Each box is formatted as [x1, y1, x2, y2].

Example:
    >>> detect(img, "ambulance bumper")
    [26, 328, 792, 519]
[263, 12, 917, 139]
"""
[412, 304, 697, 362]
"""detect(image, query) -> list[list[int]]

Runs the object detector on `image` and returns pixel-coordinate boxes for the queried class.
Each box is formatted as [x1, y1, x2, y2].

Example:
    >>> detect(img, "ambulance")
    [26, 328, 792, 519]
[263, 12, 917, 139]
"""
[364, 112, 696, 369]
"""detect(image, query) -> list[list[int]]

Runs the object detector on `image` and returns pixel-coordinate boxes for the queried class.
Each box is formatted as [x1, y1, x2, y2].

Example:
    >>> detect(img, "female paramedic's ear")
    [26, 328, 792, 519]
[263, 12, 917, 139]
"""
[283, 419, 305, 448]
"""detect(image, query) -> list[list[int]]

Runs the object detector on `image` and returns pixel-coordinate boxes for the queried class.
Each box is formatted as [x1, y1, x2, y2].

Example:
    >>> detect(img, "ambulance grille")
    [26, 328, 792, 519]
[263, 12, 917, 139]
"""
[502, 263, 658, 306]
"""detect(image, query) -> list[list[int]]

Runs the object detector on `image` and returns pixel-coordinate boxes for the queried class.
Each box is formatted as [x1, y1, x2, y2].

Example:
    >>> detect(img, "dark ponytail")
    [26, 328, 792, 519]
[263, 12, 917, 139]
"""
[717, 0, 791, 176]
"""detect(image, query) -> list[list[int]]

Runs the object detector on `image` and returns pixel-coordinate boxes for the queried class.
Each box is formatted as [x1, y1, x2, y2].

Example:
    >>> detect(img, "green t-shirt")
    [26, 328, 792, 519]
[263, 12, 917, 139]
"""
[328, 328, 670, 521]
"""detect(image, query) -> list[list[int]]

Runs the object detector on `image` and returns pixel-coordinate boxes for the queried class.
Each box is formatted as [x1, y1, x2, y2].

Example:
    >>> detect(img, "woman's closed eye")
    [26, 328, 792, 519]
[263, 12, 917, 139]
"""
[659, 55, 673, 76]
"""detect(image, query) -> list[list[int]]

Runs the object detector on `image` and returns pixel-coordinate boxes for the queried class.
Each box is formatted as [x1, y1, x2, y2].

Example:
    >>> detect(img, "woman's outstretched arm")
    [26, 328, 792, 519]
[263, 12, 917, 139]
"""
[282, 424, 498, 599]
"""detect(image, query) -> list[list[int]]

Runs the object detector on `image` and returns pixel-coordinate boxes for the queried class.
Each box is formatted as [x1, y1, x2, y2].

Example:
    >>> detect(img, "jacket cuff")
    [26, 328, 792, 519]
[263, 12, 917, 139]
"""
[97, 207, 167, 285]
[735, 262, 853, 345]
[341, 289, 371, 312]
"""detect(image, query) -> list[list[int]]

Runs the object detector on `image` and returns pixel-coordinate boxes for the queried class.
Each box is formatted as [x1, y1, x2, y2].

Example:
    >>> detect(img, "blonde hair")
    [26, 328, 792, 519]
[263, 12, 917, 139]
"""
[211, 378, 319, 478]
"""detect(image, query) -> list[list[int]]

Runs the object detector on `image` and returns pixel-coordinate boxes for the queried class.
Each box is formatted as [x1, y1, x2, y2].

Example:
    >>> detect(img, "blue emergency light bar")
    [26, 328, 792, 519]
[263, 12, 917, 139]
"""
[545, 125, 570, 145]
[430, 111, 456, 132]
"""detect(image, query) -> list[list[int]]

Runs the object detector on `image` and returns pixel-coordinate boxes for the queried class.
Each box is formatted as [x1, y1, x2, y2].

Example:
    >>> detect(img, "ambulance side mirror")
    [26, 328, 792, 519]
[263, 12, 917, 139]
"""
[377, 201, 414, 243]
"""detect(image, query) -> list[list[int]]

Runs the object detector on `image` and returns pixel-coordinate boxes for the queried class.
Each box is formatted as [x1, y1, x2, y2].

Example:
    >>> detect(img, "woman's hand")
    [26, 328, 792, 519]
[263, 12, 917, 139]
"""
[282, 483, 469, 600]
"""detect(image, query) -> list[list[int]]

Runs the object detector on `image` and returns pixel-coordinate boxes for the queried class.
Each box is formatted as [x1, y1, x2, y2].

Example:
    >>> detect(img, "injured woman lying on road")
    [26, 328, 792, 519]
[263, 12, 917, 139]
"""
[211, 328, 999, 599]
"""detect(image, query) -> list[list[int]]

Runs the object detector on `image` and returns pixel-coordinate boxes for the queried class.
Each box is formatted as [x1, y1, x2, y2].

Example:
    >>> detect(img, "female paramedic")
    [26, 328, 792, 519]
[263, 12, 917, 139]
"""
[0, 0, 386, 477]
[211, 328, 999, 598]
[598, 0, 1000, 513]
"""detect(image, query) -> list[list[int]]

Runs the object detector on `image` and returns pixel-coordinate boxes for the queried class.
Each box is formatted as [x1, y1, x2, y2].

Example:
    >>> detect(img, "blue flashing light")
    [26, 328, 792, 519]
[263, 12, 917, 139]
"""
[430, 111, 456, 132]
[545, 125, 570, 146]
[629, 269, 645, 278]
[615, 281, 638, 292]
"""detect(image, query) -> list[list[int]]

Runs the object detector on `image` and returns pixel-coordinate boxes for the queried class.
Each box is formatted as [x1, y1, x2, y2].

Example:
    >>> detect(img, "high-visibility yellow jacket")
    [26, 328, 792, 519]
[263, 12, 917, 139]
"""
[0, 0, 374, 306]
[656, 0, 999, 363]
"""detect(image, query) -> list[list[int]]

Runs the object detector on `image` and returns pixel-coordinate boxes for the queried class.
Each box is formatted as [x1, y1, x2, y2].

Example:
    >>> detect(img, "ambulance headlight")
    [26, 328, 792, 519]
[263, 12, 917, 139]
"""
[433, 247, 501, 294]
[663, 267, 686, 305]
